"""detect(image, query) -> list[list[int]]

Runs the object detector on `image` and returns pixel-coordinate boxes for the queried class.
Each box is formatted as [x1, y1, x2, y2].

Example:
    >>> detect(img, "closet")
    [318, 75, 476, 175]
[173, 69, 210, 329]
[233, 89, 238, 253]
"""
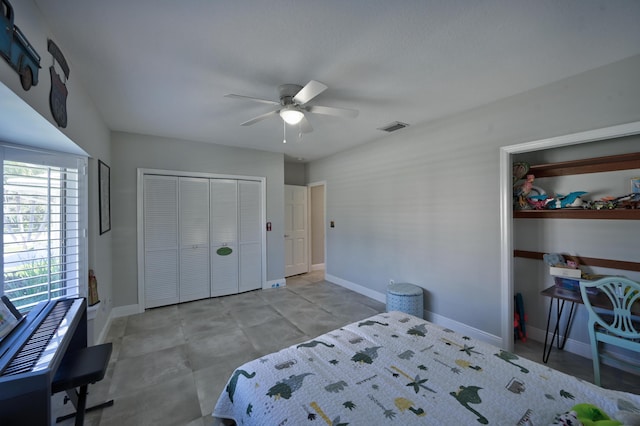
[142, 174, 263, 309]
[511, 139, 640, 353]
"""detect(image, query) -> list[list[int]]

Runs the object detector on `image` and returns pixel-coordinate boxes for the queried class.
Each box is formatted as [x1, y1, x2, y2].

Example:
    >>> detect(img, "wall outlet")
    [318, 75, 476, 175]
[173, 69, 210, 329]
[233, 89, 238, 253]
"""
[389, 279, 394, 285]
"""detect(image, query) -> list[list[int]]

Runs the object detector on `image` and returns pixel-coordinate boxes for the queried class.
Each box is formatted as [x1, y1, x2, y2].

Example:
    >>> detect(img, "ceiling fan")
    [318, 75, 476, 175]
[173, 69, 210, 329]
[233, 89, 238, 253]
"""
[225, 80, 358, 134]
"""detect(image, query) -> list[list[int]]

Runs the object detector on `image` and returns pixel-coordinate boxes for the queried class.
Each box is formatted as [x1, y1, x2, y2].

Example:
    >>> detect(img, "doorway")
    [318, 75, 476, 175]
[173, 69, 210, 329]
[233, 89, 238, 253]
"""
[309, 182, 326, 272]
[284, 182, 326, 279]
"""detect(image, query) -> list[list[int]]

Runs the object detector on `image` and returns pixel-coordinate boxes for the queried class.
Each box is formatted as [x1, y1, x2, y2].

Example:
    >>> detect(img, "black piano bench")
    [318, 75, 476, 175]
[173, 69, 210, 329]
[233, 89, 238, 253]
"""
[51, 343, 114, 425]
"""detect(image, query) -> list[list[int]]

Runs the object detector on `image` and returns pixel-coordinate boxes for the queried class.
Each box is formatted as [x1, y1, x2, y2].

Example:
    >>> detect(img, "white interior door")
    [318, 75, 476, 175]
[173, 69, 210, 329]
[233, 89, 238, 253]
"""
[284, 185, 308, 277]
[143, 175, 179, 308]
[238, 180, 262, 292]
[179, 177, 210, 302]
[210, 179, 239, 297]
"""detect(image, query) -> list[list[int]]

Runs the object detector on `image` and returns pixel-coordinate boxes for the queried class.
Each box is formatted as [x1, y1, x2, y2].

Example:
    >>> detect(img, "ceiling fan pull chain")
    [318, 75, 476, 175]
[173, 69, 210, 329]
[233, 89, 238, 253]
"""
[283, 120, 287, 144]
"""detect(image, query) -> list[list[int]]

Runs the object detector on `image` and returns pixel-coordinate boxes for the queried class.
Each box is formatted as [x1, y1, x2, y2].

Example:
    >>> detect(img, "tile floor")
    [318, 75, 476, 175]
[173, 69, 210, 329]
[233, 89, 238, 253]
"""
[51, 270, 639, 425]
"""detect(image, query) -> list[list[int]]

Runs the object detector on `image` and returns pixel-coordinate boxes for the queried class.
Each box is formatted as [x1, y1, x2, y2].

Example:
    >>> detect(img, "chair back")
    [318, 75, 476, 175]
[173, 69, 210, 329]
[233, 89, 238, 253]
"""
[579, 276, 640, 340]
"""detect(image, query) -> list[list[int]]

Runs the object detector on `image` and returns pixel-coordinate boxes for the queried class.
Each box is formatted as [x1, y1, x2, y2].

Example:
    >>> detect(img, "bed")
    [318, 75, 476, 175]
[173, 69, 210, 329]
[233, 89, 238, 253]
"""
[213, 311, 640, 425]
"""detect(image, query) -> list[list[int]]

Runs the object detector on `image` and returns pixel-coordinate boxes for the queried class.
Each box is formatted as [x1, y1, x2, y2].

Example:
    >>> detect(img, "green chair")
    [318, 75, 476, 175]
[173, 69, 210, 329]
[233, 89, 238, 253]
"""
[579, 277, 640, 386]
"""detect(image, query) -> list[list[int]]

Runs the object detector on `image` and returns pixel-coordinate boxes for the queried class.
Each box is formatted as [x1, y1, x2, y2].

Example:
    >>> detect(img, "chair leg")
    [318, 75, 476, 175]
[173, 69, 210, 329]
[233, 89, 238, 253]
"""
[592, 357, 601, 387]
[589, 331, 601, 386]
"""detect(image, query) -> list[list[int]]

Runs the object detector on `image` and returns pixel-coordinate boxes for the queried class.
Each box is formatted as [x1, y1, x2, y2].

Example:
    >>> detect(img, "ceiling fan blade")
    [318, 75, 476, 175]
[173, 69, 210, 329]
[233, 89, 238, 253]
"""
[307, 105, 359, 118]
[225, 94, 279, 105]
[299, 116, 313, 133]
[241, 109, 279, 126]
[293, 80, 328, 105]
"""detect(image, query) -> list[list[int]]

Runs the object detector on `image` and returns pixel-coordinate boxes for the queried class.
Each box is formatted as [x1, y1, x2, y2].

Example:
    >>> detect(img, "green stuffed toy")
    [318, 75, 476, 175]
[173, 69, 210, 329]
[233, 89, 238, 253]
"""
[572, 403, 621, 426]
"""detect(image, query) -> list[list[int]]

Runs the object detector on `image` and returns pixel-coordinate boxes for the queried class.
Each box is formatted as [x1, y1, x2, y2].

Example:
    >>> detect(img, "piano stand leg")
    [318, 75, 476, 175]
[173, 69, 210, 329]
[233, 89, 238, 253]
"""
[56, 386, 114, 424]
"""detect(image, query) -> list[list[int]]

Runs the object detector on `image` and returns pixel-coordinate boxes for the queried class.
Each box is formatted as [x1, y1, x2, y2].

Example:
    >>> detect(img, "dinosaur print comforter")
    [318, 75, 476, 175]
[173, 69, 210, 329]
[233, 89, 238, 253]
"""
[212, 311, 640, 425]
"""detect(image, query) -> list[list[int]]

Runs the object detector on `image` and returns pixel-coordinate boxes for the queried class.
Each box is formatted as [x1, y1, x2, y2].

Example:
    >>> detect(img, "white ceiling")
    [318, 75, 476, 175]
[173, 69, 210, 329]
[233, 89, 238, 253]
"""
[34, 0, 640, 162]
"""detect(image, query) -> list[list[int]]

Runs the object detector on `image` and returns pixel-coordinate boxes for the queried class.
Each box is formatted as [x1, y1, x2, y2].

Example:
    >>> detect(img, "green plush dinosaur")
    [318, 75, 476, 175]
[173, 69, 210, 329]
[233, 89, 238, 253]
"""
[572, 403, 622, 426]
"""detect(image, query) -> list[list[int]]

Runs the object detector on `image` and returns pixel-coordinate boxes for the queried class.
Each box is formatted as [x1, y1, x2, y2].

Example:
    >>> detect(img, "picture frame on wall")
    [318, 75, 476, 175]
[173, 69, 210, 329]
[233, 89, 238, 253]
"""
[98, 160, 111, 234]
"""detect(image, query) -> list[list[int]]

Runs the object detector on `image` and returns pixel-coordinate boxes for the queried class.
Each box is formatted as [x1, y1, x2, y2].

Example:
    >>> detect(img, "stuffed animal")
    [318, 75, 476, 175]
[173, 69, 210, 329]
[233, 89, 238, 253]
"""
[547, 191, 588, 209]
[572, 403, 621, 426]
[543, 253, 565, 267]
[551, 404, 623, 426]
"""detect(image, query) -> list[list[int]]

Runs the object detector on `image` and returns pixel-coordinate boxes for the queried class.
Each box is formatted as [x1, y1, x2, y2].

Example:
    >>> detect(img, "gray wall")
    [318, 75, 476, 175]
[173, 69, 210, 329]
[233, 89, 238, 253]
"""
[285, 162, 306, 185]
[307, 55, 640, 339]
[111, 132, 285, 308]
[0, 0, 112, 340]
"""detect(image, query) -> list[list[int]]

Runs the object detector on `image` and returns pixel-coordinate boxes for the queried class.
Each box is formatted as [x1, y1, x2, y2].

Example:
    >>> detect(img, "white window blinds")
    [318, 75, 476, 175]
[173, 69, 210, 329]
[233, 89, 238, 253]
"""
[2, 146, 87, 313]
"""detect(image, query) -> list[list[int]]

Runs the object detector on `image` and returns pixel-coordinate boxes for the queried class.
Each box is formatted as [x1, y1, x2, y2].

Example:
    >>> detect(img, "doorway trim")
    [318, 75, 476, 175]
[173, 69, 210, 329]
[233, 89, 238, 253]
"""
[499, 121, 640, 351]
[308, 180, 327, 273]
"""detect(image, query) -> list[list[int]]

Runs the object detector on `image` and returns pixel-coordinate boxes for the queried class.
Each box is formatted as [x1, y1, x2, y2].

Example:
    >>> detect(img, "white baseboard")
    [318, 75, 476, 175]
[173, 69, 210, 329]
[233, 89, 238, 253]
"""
[93, 304, 138, 344]
[424, 311, 503, 347]
[94, 313, 113, 345]
[265, 278, 286, 289]
[325, 274, 502, 347]
[523, 324, 640, 374]
[311, 263, 325, 271]
[326, 274, 386, 304]
[112, 303, 142, 318]
[525, 325, 592, 359]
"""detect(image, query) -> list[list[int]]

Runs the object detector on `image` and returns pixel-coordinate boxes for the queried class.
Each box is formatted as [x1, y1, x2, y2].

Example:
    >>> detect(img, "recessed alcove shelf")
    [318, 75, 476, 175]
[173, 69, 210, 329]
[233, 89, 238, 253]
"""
[513, 152, 640, 220]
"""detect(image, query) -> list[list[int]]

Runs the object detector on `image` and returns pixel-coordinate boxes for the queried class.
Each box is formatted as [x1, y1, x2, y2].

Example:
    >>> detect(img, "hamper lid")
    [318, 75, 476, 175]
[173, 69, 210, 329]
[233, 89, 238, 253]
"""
[387, 283, 422, 296]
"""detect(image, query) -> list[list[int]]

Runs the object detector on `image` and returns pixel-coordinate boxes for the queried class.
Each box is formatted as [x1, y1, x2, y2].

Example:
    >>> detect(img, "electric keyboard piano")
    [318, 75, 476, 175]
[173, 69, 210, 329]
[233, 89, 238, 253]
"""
[0, 297, 87, 425]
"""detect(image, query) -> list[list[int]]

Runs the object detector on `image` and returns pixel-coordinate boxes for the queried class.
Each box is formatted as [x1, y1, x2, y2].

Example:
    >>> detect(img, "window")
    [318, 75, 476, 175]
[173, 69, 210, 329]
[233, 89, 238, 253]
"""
[1, 146, 87, 313]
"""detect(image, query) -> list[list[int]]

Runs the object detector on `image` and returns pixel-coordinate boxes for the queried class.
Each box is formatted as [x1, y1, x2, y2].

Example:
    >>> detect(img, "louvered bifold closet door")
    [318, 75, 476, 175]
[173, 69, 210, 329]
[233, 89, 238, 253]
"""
[144, 175, 179, 308]
[238, 180, 262, 292]
[179, 177, 211, 303]
[210, 180, 239, 297]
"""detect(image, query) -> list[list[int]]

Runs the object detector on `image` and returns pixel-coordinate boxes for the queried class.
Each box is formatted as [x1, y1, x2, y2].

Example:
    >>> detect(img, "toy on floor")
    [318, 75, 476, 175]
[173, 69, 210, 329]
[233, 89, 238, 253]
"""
[514, 293, 527, 342]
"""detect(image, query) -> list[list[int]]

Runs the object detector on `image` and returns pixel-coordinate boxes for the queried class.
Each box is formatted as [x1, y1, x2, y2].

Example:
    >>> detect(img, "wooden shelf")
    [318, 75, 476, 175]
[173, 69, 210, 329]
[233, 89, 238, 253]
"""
[515, 152, 640, 220]
[514, 208, 640, 220]
[514, 250, 640, 272]
[529, 152, 640, 178]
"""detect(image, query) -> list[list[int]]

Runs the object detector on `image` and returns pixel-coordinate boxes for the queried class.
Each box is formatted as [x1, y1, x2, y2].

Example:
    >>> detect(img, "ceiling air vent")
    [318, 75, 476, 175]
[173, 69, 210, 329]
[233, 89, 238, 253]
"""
[377, 121, 409, 133]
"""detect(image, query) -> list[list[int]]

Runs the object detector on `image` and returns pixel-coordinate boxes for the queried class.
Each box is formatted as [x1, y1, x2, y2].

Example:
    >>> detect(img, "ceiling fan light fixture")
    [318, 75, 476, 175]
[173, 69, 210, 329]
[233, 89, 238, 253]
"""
[280, 106, 304, 125]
